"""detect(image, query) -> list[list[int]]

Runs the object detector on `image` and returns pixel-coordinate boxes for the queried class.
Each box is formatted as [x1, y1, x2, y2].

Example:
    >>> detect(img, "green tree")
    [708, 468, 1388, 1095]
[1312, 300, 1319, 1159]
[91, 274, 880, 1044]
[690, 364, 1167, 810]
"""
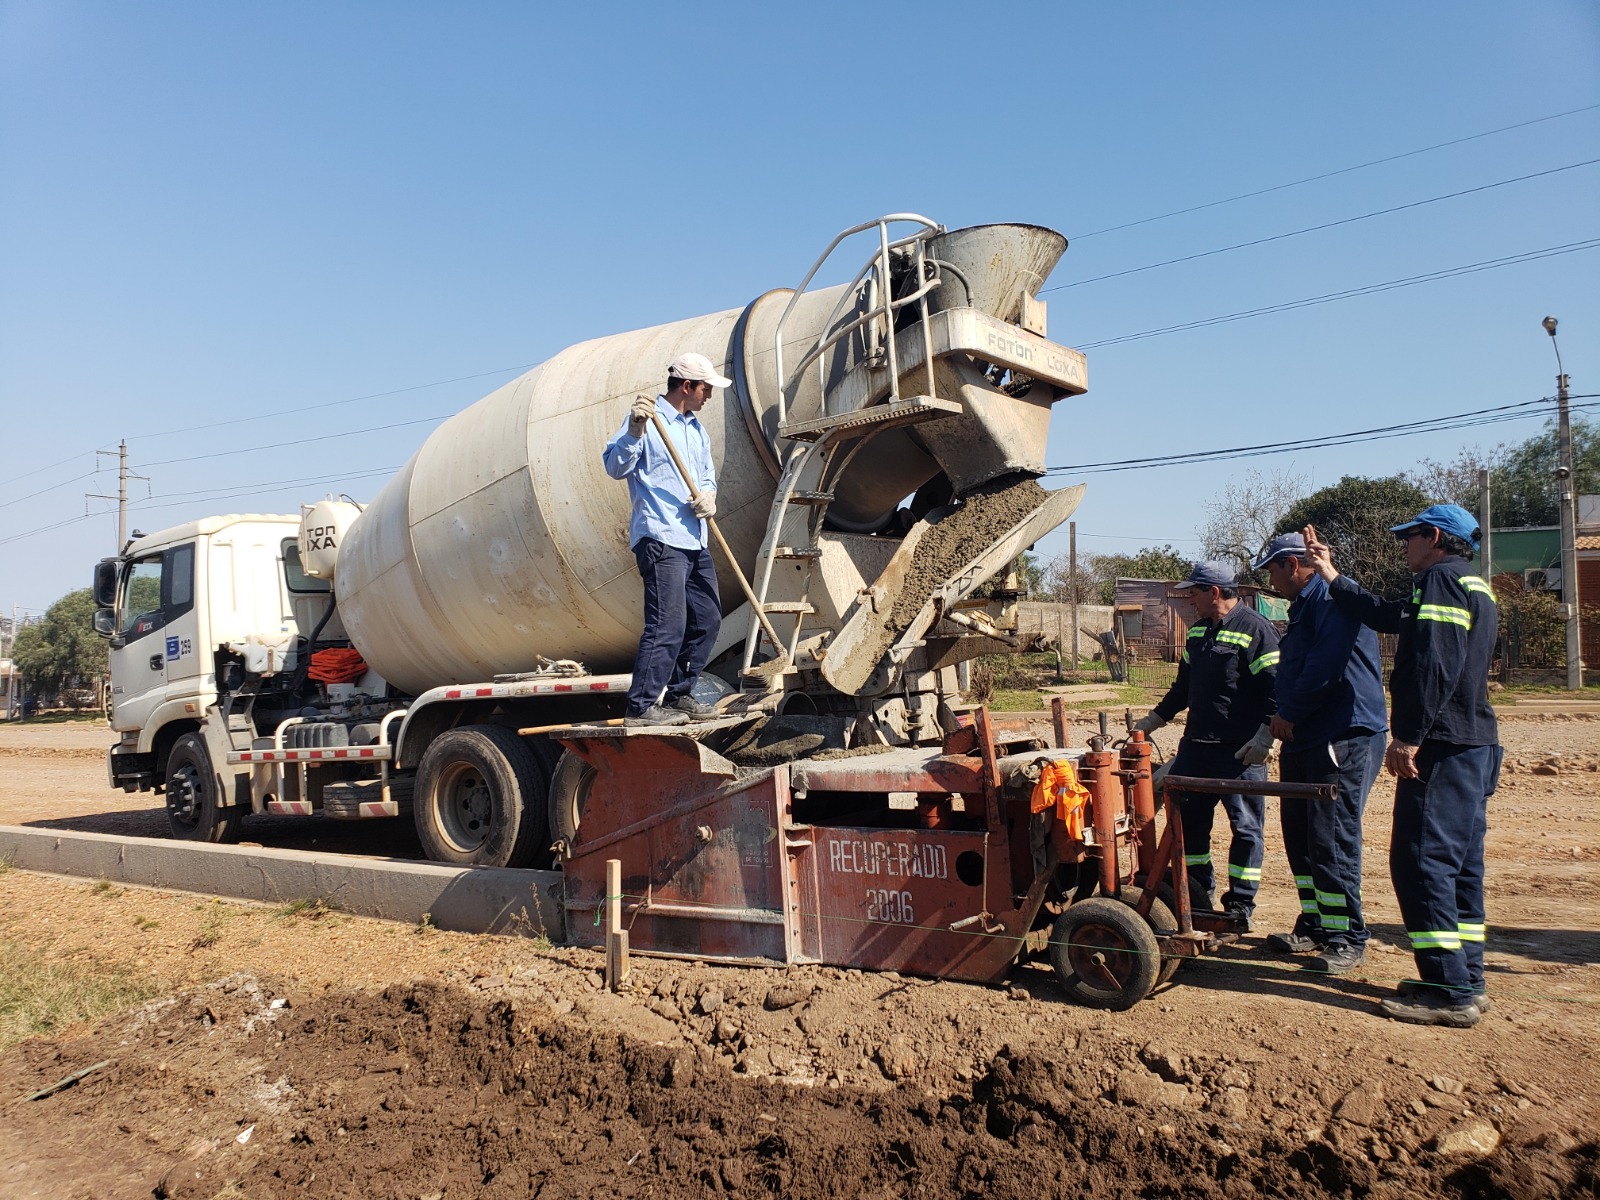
[1481, 417, 1599, 528]
[1278, 475, 1430, 599]
[10, 589, 108, 710]
[1085, 545, 1194, 605]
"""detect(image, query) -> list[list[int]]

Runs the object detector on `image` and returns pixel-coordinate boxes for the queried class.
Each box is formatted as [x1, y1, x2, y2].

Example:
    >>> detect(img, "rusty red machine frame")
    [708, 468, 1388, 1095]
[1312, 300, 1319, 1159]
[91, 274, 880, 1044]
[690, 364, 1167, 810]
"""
[557, 699, 1331, 1010]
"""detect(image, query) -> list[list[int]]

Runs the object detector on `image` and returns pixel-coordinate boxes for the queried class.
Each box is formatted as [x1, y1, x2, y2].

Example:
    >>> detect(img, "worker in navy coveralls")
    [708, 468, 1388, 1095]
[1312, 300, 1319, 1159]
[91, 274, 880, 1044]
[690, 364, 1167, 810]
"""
[1133, 561, 1280, 928]
[602, 352, 726, 728]
[1255, 532, 1388, 977]
[1303, 505, 1501, 1028]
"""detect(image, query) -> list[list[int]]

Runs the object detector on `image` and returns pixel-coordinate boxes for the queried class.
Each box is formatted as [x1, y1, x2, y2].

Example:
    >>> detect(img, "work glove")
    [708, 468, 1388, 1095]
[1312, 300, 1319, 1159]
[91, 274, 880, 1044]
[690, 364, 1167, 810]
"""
[1131, 712, 1167, 736]
[628, 394, 655, 437]
[1152, 759, 1173, 789]
[1234, 723, 1276, 766]
[690, 489, 717, 519]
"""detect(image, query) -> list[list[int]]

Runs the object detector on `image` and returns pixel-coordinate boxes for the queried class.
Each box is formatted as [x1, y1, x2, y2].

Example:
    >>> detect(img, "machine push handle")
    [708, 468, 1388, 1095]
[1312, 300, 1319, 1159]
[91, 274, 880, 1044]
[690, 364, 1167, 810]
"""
[1161, 775, 1337, 802]
[647, 412, 789, 661]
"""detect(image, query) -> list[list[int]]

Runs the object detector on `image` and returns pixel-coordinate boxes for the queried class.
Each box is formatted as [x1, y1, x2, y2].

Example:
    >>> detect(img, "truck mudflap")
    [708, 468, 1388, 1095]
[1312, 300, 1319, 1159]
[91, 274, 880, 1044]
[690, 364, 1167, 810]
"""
[558, 719, 1043, 983]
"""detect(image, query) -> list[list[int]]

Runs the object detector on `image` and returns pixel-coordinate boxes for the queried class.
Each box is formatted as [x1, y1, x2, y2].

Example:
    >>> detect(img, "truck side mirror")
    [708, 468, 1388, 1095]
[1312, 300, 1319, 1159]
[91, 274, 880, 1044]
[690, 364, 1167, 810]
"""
[93, 608, 116, 638]
[93, 559, 120, 608]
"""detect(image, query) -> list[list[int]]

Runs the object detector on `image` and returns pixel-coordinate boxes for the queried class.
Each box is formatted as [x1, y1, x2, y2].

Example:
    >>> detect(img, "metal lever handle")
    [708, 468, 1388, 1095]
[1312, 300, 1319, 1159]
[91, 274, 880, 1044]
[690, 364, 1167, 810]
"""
[149, 654, 163, 671]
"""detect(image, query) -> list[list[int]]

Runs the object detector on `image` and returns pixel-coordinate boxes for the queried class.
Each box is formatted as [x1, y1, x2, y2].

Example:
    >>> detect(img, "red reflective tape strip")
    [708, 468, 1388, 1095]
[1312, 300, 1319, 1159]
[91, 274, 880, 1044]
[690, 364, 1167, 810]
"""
[476, 687, 494, 697]
[445, 689, 462, 699]
[555, 683, 572, 692]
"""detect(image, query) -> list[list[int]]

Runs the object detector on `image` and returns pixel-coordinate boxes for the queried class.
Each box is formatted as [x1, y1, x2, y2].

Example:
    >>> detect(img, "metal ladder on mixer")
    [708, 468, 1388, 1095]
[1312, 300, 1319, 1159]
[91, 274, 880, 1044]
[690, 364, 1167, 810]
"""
[738, 215, 962, 688]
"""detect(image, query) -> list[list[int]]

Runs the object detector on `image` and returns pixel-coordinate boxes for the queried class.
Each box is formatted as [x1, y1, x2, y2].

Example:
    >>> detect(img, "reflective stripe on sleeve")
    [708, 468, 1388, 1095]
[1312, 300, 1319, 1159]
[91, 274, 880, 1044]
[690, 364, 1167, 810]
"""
[1216, 630, 1252, 648]
[1416, 604, 1472, 628]
[1459, 576, 1498, 602]
[1250, 650, 1280, 674]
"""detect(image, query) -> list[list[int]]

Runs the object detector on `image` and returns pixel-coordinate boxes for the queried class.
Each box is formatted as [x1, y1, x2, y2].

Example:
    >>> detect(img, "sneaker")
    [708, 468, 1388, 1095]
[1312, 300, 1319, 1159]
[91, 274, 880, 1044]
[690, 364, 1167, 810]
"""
[1223, 903, 1255, 933]
[1308, 943, 1366, 976]
[624, 704, 691, 727]
[665, 693, 719, 719]
[1265, 931, 1324, 954]
[1378, 992, 1481, 1028]
[1398, 979, 1492, 1014]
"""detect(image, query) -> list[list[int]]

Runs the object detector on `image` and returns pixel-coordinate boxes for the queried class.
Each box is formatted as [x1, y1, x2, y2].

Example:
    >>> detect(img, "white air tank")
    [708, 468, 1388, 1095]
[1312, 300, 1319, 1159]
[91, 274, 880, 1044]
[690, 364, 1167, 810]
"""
[297, 498, 363, 580]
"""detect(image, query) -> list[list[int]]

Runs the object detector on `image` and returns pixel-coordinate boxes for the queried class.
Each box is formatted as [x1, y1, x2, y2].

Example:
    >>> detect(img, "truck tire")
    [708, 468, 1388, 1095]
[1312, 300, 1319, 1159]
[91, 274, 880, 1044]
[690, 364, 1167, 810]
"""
[164, 732, 241, 844]
[547, 748, 596, 854]
[414, 726, 548, 869]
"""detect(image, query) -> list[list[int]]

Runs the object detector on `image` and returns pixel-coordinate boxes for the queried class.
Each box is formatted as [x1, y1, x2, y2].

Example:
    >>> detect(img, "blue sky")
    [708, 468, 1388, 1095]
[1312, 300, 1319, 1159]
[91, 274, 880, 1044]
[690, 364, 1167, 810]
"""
[2, 1, 1597, 615]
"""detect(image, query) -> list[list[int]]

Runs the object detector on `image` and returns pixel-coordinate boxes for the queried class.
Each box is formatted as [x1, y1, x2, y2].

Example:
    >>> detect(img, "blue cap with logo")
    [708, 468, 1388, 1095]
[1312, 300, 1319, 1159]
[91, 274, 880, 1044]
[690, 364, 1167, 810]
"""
[1252, 532, 1307, 571]
[1171, 559, 1238, 590]
[1390, 503, 1481, 547]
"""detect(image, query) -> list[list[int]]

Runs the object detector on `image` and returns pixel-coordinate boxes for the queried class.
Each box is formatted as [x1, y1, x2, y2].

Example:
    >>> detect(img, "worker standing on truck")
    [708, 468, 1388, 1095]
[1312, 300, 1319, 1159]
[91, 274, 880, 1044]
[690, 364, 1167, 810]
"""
[1133, 561, 1279, 929]
[1255, 532, 1388, 976]
[602, 352, 728, 727]
[1303, 507, 1501, 1028]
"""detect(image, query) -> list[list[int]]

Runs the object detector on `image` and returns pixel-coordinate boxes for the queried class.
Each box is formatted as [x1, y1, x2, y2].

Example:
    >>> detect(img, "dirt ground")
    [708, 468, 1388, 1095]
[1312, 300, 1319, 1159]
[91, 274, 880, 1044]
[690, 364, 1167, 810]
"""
[0, 715, 1596, 1198]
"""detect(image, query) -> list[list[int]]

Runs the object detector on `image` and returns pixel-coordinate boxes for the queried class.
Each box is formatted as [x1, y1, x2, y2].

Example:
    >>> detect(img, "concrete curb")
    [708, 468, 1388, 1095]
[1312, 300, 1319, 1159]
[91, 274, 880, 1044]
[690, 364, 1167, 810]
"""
[0, 826, 565, 942]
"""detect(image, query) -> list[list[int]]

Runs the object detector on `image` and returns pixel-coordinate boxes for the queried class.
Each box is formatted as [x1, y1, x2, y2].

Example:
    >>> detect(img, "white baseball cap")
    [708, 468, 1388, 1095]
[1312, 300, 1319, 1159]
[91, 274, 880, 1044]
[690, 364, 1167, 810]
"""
[668, 352, 732, 389]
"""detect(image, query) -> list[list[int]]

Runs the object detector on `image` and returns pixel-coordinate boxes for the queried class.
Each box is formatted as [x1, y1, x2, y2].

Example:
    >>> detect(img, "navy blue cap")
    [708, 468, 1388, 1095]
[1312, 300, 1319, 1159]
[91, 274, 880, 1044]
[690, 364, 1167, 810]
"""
[1390, 503, 1481, 547]
[1252, 533, 1307, 571]
[1171, 559, 1238, 590]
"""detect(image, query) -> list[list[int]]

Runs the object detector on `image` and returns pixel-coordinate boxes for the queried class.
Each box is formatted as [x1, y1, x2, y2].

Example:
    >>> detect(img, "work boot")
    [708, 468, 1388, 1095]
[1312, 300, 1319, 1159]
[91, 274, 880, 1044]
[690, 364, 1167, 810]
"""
[625, 704, 691, 728]
[1398, 979, 1492, 1014]
[1308, 942, 1366, 976]
[665, 693, 718, 719]
[1378, 991, 1481, 1028]
[1223, 902, 1254, 933]
[1265, 930, 1324, 954]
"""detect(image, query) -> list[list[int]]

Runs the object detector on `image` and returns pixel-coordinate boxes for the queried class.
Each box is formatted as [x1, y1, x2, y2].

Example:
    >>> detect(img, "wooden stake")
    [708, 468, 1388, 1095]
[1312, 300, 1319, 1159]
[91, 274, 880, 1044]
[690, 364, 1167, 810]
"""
[604, 858, 628, 990]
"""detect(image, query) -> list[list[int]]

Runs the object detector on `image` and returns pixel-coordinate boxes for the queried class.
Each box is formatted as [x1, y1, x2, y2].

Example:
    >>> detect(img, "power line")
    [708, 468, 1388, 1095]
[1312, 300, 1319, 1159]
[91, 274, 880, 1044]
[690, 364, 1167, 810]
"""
[0, 470, 98, 513]
[1047, 159, 1600, 291]
[1075, 238, 1600, 349]
[140, 414, 448, 468]
[1070, 101, 1600, 240]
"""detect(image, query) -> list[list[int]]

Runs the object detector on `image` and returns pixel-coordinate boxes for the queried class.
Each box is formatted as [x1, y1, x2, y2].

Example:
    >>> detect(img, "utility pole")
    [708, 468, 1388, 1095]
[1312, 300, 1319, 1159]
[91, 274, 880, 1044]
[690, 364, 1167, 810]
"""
[1543, 317, 1583, 690]
[1068, 521, 1079, 674]
[1478, 467, 1493, 585]
[88, 440, 147, 551]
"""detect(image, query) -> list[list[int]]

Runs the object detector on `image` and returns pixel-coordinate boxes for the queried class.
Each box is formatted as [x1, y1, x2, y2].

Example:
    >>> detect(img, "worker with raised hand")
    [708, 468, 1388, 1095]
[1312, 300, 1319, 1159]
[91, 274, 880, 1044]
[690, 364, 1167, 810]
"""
[1254, 532, 1387, 977]
[602, 352, 727, 727]
[1302, 505, 1501, 1029]
[1132, 560, 1279, 929]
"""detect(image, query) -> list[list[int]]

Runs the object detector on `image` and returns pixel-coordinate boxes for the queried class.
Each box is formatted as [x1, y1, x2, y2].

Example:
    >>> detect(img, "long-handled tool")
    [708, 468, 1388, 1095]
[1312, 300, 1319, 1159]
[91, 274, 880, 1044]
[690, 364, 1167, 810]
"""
[648, 411, 789, 664]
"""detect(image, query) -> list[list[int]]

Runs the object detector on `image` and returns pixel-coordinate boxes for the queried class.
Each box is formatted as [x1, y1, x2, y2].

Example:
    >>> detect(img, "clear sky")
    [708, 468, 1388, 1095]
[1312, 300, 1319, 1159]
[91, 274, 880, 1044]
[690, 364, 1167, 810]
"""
[2, 1, 1597, 616]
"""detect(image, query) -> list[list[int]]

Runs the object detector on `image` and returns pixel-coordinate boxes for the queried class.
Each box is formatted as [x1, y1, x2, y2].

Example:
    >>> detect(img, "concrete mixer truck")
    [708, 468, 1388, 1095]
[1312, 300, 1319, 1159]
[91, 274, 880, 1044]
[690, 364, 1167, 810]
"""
[90, 214, 1093, 873]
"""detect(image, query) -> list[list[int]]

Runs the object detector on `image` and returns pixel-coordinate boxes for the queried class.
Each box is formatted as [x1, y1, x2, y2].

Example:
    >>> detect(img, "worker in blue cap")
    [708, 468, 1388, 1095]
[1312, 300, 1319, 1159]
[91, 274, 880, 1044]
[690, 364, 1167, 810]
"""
[1133, 559, 1279, 930]
[1303, 504, 1502, 1028]
[1254, 532, 1388, 976]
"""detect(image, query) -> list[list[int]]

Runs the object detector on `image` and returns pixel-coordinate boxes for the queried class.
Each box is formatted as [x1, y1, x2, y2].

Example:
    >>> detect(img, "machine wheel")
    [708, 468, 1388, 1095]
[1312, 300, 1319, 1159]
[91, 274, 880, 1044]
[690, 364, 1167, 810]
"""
[1048, 896, 1160, 1011]
[1120, 885, 1183, 987]
[414, 726, 548, 868]
[548, 748, 596, 853]
[164, 733, 241, 844]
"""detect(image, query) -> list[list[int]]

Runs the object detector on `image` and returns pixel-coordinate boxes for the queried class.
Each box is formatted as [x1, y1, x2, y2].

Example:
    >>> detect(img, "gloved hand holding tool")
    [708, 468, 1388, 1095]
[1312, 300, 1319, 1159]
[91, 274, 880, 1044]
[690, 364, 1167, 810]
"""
[628, 394, 656, 438]
[1235, 723, 1276, 765]
[691, 489, 717, 519]
[1132, 711, 1167, 736]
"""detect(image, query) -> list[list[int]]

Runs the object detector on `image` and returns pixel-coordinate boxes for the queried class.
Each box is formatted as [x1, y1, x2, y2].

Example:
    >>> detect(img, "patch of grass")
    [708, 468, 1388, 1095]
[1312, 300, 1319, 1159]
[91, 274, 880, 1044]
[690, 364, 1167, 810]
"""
[273, 896, 334, 921]
[0, 937, 161, 1051]
[91, 879, 114, 895]
[132, 915, 159, 930]
[190, 901, 229, 951]
[414, 911, 436, 936]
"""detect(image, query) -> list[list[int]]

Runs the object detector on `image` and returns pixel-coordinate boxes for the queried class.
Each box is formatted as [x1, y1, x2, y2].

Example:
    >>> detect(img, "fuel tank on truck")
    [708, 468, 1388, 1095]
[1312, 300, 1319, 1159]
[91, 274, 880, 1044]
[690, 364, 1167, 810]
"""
[334, 222, 1085, 697]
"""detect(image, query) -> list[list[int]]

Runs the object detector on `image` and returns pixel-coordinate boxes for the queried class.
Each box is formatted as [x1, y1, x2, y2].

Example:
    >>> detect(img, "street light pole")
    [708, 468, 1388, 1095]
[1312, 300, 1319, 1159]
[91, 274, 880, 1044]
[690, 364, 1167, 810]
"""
[1543, 316, 1583, 690]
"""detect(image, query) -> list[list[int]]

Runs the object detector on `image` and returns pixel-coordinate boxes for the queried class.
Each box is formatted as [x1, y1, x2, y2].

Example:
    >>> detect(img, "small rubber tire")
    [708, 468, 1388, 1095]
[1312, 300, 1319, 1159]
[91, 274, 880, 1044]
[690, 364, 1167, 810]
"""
[1120, 885, 1183, 987]
[414, 726, 548, 869]
[1049, 896, 1161, 1011]
[547, 748, 596, 853]
[164, 732, 241, 844]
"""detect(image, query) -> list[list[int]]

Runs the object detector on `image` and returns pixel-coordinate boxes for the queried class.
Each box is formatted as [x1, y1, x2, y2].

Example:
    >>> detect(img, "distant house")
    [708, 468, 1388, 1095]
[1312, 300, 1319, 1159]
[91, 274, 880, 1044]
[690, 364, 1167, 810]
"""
[1487, 495, 1599, 672]
[1112, 578, 1286, 664]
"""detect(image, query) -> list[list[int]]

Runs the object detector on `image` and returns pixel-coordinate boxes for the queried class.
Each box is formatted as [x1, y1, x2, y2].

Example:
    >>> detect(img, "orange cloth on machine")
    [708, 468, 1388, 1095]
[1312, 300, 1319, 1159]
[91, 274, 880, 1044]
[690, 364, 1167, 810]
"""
[308, 647, 368, 684]
[1030, 758, 1091, 843]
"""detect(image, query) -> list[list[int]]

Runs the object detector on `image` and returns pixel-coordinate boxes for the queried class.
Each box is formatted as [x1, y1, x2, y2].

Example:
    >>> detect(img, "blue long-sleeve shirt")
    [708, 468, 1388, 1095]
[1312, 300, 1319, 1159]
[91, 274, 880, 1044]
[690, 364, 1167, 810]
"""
[1153, 601, 1279, 747]
[1276, 573, 1387, 745]
[1327, 558, 1499, 747]
[601, 395, 716, 551]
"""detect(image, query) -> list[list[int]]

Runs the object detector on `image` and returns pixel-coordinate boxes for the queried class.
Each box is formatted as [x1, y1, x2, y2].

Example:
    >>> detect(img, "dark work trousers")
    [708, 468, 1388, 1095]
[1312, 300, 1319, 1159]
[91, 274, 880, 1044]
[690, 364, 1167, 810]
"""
[1170, 739, 1267, 912]
[625, 539, 721, 716]
[1390, 740, 1501, 998]
[1278, 730, 1385, 949]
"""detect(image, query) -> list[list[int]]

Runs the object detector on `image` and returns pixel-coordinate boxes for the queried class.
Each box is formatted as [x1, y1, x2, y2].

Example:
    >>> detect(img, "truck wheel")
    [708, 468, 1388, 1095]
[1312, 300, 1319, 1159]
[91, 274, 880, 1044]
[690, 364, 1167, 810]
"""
[1119, 885, 1183, 987]
[548, 748, 596, 853]
[414, 726, 548, 869]
[164, 733, 241, 844]
[1048, 896, 1160, 1011]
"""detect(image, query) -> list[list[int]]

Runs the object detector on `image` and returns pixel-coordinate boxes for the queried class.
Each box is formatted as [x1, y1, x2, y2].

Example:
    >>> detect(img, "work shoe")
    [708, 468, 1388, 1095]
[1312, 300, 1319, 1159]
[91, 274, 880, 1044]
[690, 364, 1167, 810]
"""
[1223, 903, 1255, 933]
[625, 704, 691, 727]
[666, 693, 719, 719]
[1378, 992, 1481, 1028]
[1398, 979, 1493, 1014]
[1265, 930, 1324, 954]
[1308, 942, 1366, 976]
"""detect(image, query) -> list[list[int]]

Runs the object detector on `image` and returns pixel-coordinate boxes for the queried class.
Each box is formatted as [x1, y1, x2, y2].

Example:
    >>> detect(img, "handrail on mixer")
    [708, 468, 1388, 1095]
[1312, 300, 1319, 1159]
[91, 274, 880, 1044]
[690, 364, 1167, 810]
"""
[772, 214, 944, 425]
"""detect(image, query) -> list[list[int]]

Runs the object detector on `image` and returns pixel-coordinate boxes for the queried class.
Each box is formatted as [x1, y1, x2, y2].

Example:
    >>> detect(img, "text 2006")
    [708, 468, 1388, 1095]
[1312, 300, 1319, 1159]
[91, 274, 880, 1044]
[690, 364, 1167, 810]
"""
[865, 889, 915, 924]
